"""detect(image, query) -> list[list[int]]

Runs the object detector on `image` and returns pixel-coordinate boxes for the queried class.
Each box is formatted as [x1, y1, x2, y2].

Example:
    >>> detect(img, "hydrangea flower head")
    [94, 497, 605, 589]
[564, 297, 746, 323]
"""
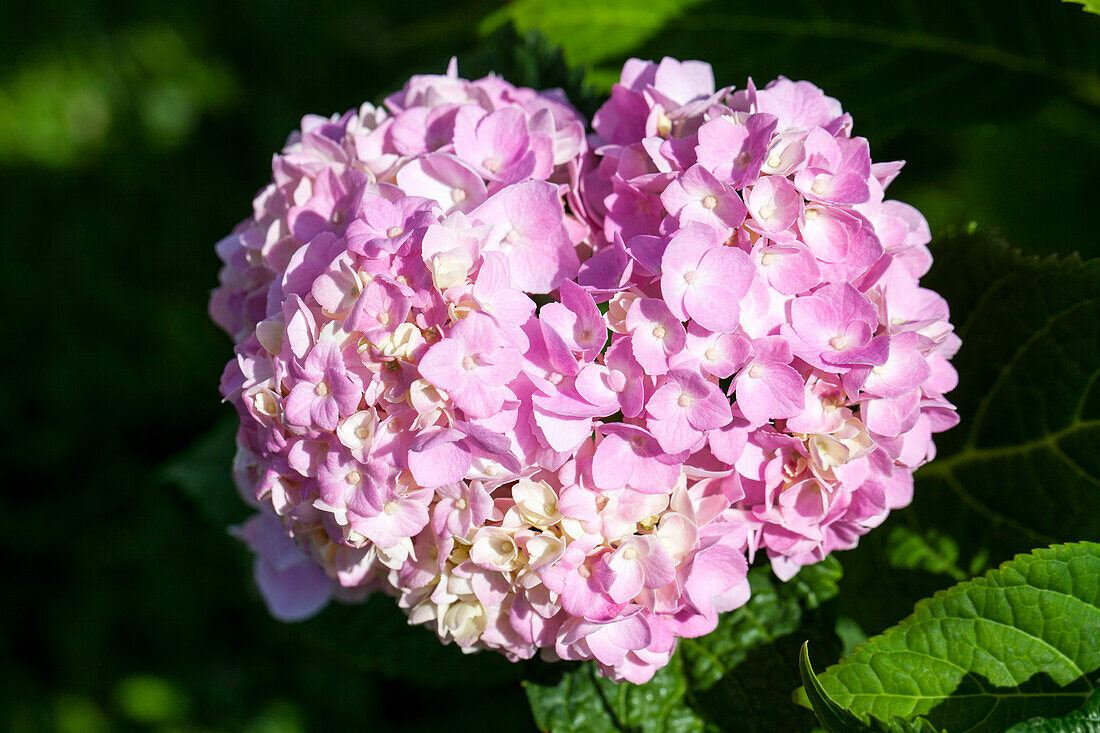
[212, 57, 958, 685]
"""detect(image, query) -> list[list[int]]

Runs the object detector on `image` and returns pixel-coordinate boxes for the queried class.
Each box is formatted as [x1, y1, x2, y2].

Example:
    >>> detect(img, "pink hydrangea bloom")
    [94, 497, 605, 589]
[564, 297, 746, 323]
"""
[212, 56, 958, 685]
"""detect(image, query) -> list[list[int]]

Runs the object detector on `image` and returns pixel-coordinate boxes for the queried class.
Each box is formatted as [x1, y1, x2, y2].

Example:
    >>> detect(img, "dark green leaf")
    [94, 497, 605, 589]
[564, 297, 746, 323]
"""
[893, 102, 1100, 260]
[800, 542, 1100, 732]
[525, 657, 705, 733]
[1006, 689, 1100, 732]
[525, 558, 843, 732]
[913, 233, 1100, 567]
[159, 414, 247, 528]
[300, 596, 520, 687]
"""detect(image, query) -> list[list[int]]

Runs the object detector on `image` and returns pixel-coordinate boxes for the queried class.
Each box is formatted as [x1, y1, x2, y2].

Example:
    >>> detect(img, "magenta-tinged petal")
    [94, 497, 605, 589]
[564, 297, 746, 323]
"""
[355, 488, 432, 547]
[856, 332, 930, 397]
[746, 175, 801, 235]
[237, 512, 335, 622]
[473, 180, 579, 293]
[626, 298, 687, 376]
[683, 536, 748, 620]
[407, 429, 472, 487]
[417, 338, 471, 395]
[681, 246, 754, 332]
[799, 205, 861, 263]
[591, 433, 639, 490]
[709, 420, 748, 463]
[560, 280, 608, 358]
[862, 390, 921, 437]
[756, 241, 821, 295]
[755, 77, 843, 130]
[587, 612, 652, 665]
[309, 394, 341, 432]
[695, 116, 748, 181]
[634, 536, 676, 588]
[734, 359, 805, 426]
[533, 409, 593, 453]
[574, 364, 624, 410]
[254, 553, 335, 622]
[600, 552, 645, 603]
[660, 222, 718, 321]
[283, 381, 318, 428]
[653, 57, 714, 105]
[648, 409, 701, 456]
[647, 372, 731, 454]
[395, 153, 487, 213]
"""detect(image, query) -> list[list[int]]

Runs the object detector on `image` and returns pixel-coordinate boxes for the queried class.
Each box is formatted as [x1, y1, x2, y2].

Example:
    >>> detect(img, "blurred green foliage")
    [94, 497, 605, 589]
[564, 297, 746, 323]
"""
[4, 0, 1100, 731]
[0, 25, 236, 167]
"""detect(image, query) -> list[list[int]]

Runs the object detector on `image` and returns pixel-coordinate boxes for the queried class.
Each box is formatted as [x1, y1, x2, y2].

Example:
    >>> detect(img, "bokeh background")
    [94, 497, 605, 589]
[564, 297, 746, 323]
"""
[3, 1, 1098, 730]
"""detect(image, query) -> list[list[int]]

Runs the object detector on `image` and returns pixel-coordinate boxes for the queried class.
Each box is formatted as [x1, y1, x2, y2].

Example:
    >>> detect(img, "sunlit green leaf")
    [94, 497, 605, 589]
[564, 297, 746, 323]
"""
[480, 0, 708, 68]
[1064, 1, 1100, 17]
[800, 643, 945, 733]
[800, 543, 1100, 732]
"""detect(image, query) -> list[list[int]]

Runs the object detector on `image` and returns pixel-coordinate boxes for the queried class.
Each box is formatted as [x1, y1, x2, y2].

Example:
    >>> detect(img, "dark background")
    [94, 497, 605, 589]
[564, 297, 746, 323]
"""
[3, 1, 1098, 730]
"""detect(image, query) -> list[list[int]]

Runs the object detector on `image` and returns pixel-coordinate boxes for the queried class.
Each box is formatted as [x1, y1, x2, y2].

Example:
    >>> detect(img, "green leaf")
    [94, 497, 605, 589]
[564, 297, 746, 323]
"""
[300, 595, 520, 687]
[1064, 1, 1100, 17]
[885, 528, 969, 582]
[524, 657, 706, 733]
[524, 558, 843, 732]
[800, 542, 1100, 732]
[799, 643, 945, 733]
[895, 99, 1100, 260]
[159, 414, 248, 528]
[1006, 689, 1100, 732]
[912, 233, 1100, 567]
[479, 0, 708, 68]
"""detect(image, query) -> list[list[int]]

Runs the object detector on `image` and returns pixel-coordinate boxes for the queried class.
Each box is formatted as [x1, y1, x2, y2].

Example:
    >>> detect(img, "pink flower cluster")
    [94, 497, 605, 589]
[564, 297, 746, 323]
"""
[213, 57, 958, 684]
